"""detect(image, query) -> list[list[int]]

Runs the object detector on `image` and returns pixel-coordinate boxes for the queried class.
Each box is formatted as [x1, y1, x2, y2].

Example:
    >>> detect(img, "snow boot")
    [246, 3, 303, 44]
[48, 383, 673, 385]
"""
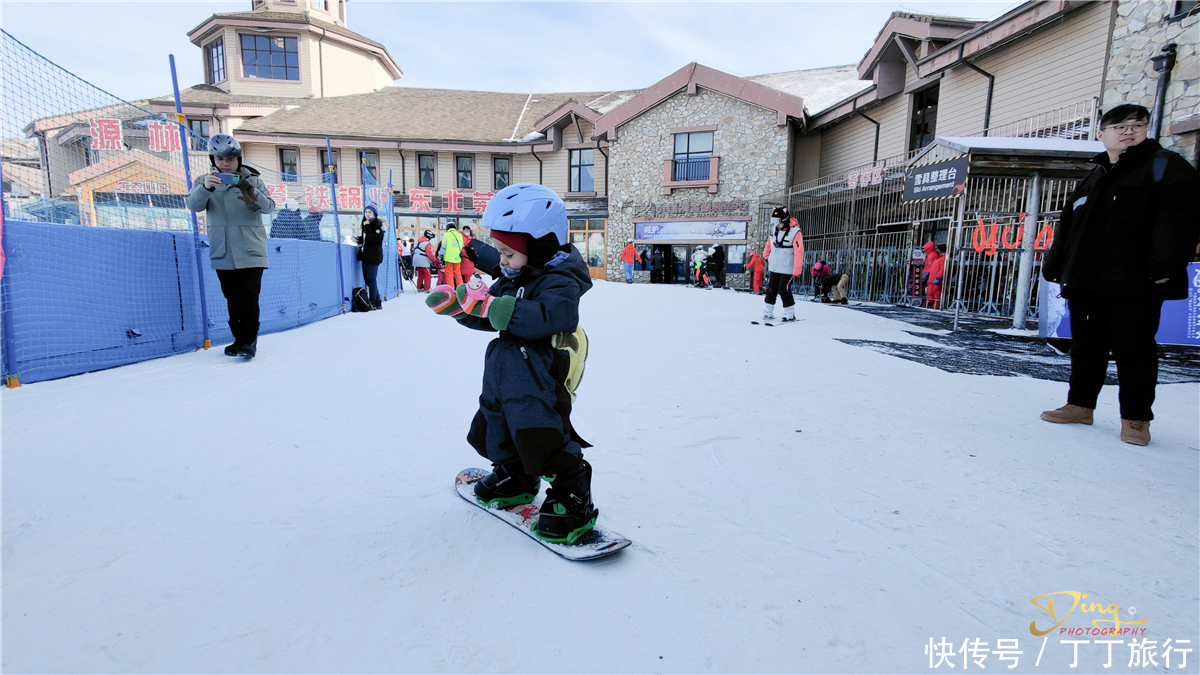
[837, 298, 849, 305]
[237, 340, 257, 360]
[224, 340, 244, 356]
[1040, 404, 1093, 425]
[781, 306, 796, 322]
[1120, 419, 1150, 446]
[474, 461, 540, 509]
[534, 459, 598, 545]
[762, 304, 775, 321]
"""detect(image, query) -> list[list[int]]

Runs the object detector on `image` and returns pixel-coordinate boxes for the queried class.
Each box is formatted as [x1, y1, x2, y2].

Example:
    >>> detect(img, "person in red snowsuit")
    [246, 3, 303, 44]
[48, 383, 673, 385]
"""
[922, 241, 946, 309]
[745, 250, 765, 293]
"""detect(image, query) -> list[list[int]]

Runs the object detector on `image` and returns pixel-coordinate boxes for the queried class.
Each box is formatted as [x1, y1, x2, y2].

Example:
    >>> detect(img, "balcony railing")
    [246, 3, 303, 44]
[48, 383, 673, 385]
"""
[662, 155, 720, 194]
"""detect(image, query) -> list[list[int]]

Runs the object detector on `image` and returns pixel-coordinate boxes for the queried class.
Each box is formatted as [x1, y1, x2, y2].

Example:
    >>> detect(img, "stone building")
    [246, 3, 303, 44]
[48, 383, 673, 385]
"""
[1103, 0, 1199, 164]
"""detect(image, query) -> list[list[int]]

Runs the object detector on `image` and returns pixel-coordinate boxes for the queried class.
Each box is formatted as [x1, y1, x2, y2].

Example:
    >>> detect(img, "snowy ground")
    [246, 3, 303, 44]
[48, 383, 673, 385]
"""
[3, 280, 1197, 674]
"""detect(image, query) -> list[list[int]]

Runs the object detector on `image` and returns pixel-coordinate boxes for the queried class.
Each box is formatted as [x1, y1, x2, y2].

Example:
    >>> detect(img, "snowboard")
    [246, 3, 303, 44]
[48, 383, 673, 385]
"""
[455, 468, 631, 561]
[751, 318, 805, 326]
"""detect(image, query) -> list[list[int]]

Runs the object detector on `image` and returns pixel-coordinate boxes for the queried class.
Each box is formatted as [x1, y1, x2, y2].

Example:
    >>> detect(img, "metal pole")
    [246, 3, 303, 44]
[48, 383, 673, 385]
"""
[1012, 171, 1041, 329]
[327, 136, 346, 311]
[1, 158, 20, 387]
[170, 54, 211, 350]
[952, 193, 967, 332]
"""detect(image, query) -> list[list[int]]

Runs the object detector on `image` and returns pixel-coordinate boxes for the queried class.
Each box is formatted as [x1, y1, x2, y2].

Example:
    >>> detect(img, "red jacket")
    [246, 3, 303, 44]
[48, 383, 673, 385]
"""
[745, 252, 765, 275]
[620, 243, 641, 263]
[923, 242, 946, 289]
[460, 233, 476, 277]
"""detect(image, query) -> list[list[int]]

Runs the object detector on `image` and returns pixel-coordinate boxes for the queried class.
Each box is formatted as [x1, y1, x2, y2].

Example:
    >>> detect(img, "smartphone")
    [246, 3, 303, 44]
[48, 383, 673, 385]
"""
[215, 172, 241, 185]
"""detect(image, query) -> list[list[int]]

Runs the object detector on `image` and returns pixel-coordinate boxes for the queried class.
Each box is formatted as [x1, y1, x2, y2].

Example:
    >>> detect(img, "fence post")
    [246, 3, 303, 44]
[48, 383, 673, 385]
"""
[1012, 171, 1041, 330]
[952, 193, 967, 332]
[1, 159, 18, 387]
[327, 136, 346, 312]
[170, 54, 211, 350]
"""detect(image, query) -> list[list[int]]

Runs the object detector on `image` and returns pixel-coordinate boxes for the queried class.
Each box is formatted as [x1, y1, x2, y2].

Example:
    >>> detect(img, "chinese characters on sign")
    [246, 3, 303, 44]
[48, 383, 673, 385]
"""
[113, 180, 169, 194]
[847, 166, 884, 189]
[146, 121, 181, 153]
[634, 220, 747, 241]
[89, 119, 123, 151]
[265, 184, 288, 206]
[304, 185, 332, 211]
[970, 215, 1055, 255]
[632, 200, 750, 221]
[903, 157, 970, 202]
[400, 188, 495, 213]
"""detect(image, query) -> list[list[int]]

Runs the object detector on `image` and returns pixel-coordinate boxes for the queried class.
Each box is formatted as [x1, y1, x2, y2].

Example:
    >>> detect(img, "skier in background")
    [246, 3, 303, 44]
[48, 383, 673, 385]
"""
[810, 259, 831, 298]
[922, 242, 946, 309]
[442, 221, 465, 288]
[356, 204, 385, 310]
[620, 239, 640, 283]
[762, 206, 804, 322]
[424, 183, 599, 545]
[745, 248, 765, 293]
[186, 134, 275, 359]
[412, 229, 435, 292]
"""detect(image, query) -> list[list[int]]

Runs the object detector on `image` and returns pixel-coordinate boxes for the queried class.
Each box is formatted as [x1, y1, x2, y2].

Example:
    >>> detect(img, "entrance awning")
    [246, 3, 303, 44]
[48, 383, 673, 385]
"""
[908, 136, 1105, 178]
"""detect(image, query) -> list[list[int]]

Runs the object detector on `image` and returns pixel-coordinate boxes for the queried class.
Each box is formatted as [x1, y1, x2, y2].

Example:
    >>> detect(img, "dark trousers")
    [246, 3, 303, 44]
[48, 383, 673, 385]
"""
[764, 272, 794, 307]
[216, 267, 264, 345]
[362, 262, 381, 305]
[1067, 293, 1164, 421]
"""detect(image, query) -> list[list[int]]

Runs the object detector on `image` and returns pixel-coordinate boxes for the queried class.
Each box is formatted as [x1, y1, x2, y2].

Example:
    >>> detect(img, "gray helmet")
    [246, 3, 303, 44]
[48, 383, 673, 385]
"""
[208, 134, 241, 158]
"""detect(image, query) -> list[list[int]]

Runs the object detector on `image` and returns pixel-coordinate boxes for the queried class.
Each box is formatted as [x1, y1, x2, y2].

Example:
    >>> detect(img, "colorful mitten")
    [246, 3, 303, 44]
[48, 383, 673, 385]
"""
[456, 276, 516, 330]
[426, 284, 464, 317]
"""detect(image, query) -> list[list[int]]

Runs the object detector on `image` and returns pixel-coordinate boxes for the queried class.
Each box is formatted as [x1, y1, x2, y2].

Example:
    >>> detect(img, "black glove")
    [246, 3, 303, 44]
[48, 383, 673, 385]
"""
[236, 179, 261, 211]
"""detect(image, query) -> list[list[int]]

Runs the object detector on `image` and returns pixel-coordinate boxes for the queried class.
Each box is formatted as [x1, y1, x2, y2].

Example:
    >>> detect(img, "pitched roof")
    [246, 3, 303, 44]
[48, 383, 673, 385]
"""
[67, 149, 184, 187]
[747, 65, 873, 117]
[234, 86, 641, 144]
[191, 11, 388, 52]
[23, 100, 153, 136]
[147, 85, 309, 109]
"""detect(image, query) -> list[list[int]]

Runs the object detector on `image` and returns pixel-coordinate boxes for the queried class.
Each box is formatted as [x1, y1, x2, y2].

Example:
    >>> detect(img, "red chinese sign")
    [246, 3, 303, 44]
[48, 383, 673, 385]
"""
[304, 184, 332, 210]
[265, 184, 288, 205]
[441, 189, 463, 213]
[409, 188, 432, 212]
[848, 166, 883, 189]
[366, 186, 388, 208]
[337, 186, 362, 210]
[89, 118, 123, 151]
[971, 215, 1054, 256]
[147, 121, 181, 153]
[472, 191, 493, 213]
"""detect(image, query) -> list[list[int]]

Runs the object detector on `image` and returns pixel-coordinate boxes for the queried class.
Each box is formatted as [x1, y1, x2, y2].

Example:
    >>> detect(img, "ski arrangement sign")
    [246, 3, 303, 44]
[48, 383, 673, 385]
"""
[903, 157, 969, 202]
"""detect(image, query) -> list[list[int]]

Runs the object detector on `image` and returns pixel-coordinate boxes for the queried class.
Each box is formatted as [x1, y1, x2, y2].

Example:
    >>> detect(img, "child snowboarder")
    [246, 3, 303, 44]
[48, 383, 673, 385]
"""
[424, 183, 598, 545]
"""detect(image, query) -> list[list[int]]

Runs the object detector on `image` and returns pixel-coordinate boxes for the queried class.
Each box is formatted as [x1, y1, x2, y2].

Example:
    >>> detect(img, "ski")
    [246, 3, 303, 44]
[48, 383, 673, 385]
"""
[751, 319, 805, 326]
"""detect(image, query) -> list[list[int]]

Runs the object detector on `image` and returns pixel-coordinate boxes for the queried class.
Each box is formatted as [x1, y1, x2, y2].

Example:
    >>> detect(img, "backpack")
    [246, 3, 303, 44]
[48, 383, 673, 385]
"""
[551, 325, 589, 404]
[351, 287, 372, 312]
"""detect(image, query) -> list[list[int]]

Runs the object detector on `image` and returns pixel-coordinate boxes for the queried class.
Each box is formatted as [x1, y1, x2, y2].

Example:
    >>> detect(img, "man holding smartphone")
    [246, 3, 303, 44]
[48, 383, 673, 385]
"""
[186, 134, 275, 359]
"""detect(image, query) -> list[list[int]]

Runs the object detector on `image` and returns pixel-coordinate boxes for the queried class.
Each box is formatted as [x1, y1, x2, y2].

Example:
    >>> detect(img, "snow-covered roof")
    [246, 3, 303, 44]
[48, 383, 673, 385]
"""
[747, 65, 873, 117]
[909, 136, 1105, 167]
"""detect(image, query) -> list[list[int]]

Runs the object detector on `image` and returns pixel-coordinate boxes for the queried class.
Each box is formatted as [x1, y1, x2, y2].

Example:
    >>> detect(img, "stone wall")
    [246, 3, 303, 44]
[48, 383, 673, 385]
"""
[605, 86, 792, 282]
[1105, 1, 1199, 164]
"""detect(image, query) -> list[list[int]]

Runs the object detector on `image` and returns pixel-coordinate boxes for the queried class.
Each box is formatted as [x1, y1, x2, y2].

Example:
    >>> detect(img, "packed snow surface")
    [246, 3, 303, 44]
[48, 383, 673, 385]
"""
[3, 280, 1197, 673]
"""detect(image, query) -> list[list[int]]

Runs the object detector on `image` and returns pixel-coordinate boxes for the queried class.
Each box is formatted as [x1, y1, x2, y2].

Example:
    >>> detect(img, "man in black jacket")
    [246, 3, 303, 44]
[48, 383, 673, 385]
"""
[1040, 104, 1199, 446]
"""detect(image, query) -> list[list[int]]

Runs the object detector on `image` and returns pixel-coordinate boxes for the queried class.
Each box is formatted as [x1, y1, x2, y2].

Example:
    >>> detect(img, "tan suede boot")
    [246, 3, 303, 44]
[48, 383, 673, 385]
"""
[1040, 404, 1094, 425]
[1120, 420, 1151, 446]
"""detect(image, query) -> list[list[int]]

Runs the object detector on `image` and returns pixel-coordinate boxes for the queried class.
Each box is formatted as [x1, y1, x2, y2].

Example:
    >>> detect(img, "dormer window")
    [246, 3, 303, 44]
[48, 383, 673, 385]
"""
[204, 38, 226, 85]
[311, 0, 328, 9]
[240, 35, 299, 81]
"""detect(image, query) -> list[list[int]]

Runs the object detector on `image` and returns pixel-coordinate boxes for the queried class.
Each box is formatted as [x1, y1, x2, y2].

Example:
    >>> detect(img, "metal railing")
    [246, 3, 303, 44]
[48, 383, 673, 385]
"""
[982, 98, 1099, 141]
[672, 155, 712, 182]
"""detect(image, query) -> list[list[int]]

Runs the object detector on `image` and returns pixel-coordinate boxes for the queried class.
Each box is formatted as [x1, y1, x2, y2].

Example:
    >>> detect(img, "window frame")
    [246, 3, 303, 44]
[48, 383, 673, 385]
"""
[568, 148, 595, 193]
[417, 153, 436, 188]
[310, 0, 329, 9]
[1168, 0, 1198, 20]
[187, 118, 210, 151]
[908, 83, 940, 153]
[320, 148, 339, 184]
[672, 131, 714, 182]
[238, 33, 301, 82]
[359, 150, 378, 181]
[455, 155, 474, 190]
[492, 156, 511, 191]
[204, 38, 226, 85]
[279, 147, 300, 182]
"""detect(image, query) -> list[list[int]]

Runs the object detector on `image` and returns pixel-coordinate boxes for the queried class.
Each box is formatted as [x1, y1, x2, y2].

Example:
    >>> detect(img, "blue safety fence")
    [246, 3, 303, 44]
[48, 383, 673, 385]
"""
[0, 29, 396, 385]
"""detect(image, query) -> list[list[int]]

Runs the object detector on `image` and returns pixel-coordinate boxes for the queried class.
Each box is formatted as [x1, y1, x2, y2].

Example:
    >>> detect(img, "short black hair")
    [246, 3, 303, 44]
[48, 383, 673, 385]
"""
[1100, 104, 1150, 128]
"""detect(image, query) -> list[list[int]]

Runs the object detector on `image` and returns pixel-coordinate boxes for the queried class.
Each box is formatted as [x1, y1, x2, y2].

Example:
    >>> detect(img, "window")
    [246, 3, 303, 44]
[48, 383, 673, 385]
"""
[454, 156, 473, 190]
[320, 148, 339, 183]
[1171, 1, 1199, 19]
[673, 131, 713, 181]
[360, 150, 378, 181]
[493, 157, 510, 190]
[311, 0, 328, 9]
[188, 119, 210, 151]
[205, 39, 226, 84]
[569, 149, 594, 193]
[568, 218, 606, 268]
[280, 148, 299, 182]
[909, 85, 939, 152]
[240, 35, 299, 80]
[418, 153, 435, 187]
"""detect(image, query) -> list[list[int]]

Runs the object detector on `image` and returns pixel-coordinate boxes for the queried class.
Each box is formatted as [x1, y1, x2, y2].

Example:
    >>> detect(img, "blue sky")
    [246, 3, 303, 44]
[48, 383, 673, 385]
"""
[1, 1, 1021, 100]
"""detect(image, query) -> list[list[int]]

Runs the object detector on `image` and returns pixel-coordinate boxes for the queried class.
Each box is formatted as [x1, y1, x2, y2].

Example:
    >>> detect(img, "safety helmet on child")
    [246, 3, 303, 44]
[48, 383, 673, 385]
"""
[482, 183, 567, 246]
[207, 134, 242, 158]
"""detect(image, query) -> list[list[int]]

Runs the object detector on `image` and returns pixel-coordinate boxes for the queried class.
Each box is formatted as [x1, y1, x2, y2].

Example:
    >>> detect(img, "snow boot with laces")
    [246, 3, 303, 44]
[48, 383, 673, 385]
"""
[762, 304, 775, 321]
[781, 305, 796, 322]
[474, 461, 541, 509]
[534, 459, 598, 545]
[1120, 419, 1150, 446]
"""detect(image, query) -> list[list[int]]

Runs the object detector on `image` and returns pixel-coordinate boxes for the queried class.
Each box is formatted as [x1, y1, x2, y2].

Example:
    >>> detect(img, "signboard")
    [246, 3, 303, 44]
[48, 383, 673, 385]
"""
[848, 165, 884, 189]
[146, 121, 181, 153]
[633, 200, 750, 220]
[1039, 263, 1200, 346]
[634, 220, 746, 241]
[113, 179, 169, 194]
[89, 118, 123, 151]
[403, 188, 493, 213]
[903, 157, 969, 202]
[970, 215, 1055, 256]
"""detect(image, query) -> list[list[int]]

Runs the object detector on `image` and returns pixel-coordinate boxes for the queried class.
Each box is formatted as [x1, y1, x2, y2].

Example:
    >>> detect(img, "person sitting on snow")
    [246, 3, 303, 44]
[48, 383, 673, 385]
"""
[424, 183, 599, 545]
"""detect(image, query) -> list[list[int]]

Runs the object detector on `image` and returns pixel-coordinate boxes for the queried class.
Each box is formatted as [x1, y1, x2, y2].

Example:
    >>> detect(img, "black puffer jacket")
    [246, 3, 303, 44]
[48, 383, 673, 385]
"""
[1043, 139, 1199, 301]
[357, 217, 385, 265]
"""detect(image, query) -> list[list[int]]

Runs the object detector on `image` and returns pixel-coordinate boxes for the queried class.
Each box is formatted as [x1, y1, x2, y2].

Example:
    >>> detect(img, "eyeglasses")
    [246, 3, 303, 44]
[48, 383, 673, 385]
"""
[1103, 122, 1148, 135]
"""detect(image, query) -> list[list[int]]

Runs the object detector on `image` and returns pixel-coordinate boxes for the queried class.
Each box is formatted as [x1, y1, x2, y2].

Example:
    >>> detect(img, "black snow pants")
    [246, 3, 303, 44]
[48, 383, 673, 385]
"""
[764, 272, 794, 307]
[216, 267, 264, 345]
[467, 337, 589, 476]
